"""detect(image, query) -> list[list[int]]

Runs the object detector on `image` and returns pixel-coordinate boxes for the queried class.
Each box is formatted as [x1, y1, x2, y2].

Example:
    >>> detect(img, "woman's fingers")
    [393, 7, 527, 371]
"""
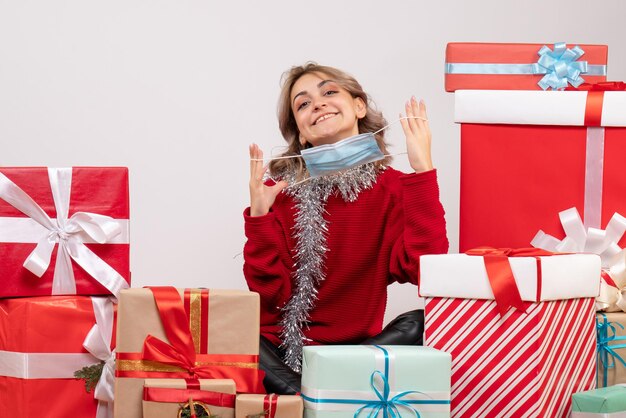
[400, 96, 434, 173]
[249, 143, 266, 183]
[399, 112, 411, 137]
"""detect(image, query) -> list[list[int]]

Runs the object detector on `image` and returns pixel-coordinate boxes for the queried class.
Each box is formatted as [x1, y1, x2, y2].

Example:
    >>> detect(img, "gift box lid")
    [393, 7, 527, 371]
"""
[572, 385, 626, 412]
[419, 253, 601, 301]
[302, 345, 450, 394]
[445, 42, 608, 92]
[455, 89, 626, 127]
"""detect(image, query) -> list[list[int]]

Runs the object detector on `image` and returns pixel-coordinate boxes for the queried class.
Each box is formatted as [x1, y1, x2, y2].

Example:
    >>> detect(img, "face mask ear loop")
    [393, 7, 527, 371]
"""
[249, 154, 310, 189]
[250, 154, 303, 162]
[373, 116, 428, 135]
[372, 116, 427, 158]
[285, 175, 314, 189]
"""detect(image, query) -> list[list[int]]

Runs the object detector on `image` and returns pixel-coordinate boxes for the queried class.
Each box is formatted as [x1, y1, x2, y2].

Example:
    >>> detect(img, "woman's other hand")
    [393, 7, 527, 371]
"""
[249, 143, 289, 216]
[399, 97, 433, 173]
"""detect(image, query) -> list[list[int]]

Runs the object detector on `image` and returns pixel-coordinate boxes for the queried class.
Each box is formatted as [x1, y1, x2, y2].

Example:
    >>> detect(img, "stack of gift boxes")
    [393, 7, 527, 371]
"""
[0, 168, 304, 418]
[418, 41, 626, 417]
[0, 167, 131, 416]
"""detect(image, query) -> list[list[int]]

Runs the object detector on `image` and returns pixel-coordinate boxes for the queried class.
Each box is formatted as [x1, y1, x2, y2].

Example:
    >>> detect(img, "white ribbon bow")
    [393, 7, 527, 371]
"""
[0, 168, 129, 299]
[532, 207, 626, 311]
[83, 297, 116, 418]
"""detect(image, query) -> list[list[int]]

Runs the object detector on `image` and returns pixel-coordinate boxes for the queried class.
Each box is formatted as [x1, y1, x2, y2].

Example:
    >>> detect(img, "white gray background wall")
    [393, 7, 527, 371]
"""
[1, 0, 625, 323]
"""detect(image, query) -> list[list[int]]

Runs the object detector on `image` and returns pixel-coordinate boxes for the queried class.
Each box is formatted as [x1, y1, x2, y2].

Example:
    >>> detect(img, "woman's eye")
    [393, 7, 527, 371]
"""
[297, 101, 310, 111]
[324, 90, 338, 96]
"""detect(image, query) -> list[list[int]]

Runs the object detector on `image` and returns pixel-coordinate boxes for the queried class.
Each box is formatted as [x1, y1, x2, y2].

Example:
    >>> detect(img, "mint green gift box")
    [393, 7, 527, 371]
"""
[301, 345, 451, 418]
[572, 385, 626, 417]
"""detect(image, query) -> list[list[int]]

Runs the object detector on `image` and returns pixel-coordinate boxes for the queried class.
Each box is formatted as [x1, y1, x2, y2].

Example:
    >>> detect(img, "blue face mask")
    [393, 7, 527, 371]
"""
[252, 117, 426, 186]
[300, 133, 384, 178]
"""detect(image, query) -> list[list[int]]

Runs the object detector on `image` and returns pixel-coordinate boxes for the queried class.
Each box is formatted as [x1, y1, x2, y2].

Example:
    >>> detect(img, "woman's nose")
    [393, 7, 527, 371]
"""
[312, 98, 327, 111]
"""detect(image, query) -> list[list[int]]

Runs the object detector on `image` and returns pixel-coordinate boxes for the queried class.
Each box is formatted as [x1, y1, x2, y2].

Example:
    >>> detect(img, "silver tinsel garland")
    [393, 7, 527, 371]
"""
[276, 163, 381, 372]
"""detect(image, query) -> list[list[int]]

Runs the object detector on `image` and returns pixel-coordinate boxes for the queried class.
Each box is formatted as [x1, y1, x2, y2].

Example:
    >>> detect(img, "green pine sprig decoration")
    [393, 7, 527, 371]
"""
[74, 361, 105, 393]
[178, 402, 219, 418]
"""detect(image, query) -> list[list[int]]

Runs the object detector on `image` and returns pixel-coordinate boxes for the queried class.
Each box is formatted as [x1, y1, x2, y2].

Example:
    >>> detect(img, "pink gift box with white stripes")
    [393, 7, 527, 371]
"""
[419, 253, 601, 418]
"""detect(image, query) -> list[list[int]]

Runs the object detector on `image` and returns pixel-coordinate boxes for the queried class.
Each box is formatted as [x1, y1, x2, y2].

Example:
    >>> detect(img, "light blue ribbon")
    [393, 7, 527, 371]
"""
[353, 369, 421, 418]
[445, 42, 607, 90]
[534, 42, 587, 90]
[301, 345, 450, 417]
[596, 313, 626, 387]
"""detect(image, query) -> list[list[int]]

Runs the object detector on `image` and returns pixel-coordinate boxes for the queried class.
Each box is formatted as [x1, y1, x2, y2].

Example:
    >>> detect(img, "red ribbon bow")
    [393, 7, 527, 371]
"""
[142, 287, 207, 377]
[465, 247, 555, 316]
[138, 287, 264, 393]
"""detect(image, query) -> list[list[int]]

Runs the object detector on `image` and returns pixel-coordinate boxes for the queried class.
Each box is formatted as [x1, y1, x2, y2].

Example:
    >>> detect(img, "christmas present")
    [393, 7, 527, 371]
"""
[455, 84, 626, 253]
[420, 250, 601, 417]
[597, 313, 626, 388]
[142, 378, 236, 418]
[235, 394, 303, 418]
[0, 295, 116, 417]
[300, 345, 451, 418]
[445, 42, 607, 91]
[115, 287, 264, 418]
[572, 385, 626, 417]
[0, 167, 130, 298]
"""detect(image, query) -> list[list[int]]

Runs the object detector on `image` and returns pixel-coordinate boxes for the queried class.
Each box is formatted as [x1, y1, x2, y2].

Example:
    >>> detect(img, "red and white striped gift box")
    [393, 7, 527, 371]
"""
[420, 253, 601, 418]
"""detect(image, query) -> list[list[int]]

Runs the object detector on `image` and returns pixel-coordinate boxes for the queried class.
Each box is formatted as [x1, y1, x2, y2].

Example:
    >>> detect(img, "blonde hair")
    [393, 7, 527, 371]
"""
[270, 62, 390, 180]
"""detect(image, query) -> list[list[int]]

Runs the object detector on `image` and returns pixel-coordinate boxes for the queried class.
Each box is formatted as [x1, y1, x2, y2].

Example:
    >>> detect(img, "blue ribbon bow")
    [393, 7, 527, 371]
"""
[353, 368, 423, 417]
[533, 42, 588, 90]
[596, 313, 626, 387]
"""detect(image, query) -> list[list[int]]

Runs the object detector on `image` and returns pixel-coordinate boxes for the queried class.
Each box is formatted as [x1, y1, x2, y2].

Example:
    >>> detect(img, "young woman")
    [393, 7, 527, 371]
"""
[244, 63, 448, 393]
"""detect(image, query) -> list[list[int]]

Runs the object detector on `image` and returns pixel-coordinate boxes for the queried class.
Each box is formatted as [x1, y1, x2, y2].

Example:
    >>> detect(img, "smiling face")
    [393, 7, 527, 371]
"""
[290, 72, 366, 147]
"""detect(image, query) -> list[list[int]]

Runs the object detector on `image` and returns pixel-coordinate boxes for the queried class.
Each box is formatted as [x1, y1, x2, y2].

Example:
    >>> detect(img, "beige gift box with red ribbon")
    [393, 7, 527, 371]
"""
[114, 287, 264, 418]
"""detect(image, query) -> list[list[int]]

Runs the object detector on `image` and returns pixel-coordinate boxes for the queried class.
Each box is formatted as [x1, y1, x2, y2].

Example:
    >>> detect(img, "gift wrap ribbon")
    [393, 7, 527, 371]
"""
[596, 314, 626, 388]
[445, 42, 607, 90]
[0, 297, 116, 418]
[464, 247, 556, 316]
[262, 394, 279, 418]
[0, 168, 129, 298]
[301, 345, 450, 417]
[116, 287, 264, 394]
[530, 82, 626, 311]
[568, 82, 626, 230]
[142, 379, 235, 408]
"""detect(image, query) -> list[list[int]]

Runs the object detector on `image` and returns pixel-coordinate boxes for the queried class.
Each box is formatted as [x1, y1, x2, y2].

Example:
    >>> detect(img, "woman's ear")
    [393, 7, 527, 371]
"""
[299, 135, 307, 146]
[355, 97, 367, 119]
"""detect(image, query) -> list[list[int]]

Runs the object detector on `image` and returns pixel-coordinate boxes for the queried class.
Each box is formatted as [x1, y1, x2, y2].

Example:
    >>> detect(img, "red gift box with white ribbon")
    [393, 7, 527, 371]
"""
[0, 167, 130, 298]
[420, 251, 601, 417]
[456, 84, 626, 253]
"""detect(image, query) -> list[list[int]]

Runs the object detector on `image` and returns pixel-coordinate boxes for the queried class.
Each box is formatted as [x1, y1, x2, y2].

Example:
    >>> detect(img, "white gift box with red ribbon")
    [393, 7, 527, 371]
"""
[420, 252, 600, 417]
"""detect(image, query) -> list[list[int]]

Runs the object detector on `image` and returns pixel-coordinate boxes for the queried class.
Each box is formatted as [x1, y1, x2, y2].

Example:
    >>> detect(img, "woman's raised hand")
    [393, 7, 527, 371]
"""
[249, 143, 289, 217]
[399, 96, 433, 174]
